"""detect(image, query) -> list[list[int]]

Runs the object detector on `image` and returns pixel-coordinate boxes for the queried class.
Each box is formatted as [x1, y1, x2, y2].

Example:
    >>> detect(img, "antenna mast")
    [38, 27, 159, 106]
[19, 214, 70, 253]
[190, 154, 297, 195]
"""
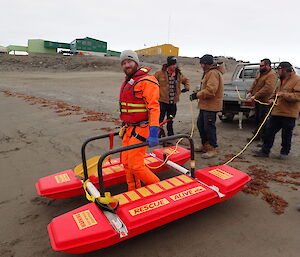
[168, 13, 171, 43]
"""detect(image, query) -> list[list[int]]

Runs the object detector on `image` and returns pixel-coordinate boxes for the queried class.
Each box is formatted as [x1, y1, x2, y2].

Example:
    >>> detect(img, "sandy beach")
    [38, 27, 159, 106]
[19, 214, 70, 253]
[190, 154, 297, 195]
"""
[0, 55, 299, 257]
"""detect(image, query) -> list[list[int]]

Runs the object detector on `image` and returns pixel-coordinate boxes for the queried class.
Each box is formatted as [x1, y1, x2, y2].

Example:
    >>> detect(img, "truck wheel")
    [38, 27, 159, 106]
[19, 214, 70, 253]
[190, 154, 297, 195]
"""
[218, 113, 234, 122]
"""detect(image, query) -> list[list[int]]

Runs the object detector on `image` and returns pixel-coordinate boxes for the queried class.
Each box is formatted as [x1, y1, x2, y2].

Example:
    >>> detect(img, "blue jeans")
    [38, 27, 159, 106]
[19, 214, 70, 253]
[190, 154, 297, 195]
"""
[262, 116, 296, 155]
[197, 110, 218, 148]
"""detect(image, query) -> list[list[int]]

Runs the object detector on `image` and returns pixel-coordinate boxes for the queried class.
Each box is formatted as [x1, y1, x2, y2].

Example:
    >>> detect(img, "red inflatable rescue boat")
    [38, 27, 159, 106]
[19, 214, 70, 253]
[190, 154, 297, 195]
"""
[46, 134, 251, 254]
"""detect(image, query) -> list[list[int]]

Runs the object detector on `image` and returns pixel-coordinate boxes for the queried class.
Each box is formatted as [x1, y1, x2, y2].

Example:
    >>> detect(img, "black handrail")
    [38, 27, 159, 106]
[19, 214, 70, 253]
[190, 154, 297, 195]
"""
[81, 132, 119, 181]
[97, 134, 195, 197]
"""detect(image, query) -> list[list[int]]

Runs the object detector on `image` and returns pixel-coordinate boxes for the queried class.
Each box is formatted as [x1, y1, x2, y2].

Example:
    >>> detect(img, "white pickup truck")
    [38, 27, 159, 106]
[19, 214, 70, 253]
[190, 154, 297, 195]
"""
[220, 63, 300, 128]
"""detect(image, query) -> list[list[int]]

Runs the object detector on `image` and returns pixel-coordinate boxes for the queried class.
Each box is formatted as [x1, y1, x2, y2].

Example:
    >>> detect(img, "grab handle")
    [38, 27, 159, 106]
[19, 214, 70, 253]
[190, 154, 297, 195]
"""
[81, 132, 119, 181]
[97, 134, 195, 197]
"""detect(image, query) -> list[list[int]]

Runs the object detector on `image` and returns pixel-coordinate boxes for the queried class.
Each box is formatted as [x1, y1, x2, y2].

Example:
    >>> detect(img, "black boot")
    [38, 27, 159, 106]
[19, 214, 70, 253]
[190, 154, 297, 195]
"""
[253, 149, 269, 157]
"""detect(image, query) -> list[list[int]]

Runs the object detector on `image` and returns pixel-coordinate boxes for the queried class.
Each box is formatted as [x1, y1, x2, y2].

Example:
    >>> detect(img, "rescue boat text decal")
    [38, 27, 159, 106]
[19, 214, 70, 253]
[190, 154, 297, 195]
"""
[129, 198, 170, 216]
[54, 173, 71, 183]
[209, 169, 233, 180]
[170, 186, 206, 201]
[73, 210, 98, 230]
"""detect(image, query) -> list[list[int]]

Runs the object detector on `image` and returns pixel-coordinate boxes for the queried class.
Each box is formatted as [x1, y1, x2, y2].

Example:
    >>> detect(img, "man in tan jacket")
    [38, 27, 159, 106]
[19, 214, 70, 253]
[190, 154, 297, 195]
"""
[190, 54, 224, 158]
[254, 62, 300, 159]
[246, 59, 278, 142]
[154, 56, 190, 136]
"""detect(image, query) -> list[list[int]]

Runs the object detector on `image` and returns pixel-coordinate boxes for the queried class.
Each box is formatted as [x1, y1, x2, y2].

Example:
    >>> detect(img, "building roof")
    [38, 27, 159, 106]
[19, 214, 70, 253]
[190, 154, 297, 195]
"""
[76, 37, 107, 43]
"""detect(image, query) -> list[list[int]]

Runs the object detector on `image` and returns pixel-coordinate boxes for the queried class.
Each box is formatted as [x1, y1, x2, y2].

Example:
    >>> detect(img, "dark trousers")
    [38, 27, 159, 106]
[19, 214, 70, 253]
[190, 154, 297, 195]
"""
[159, 102, 177, 136]
[197, 110, 218, 148]
[255, 102, 271, 140]
[262, 116, 296, 155]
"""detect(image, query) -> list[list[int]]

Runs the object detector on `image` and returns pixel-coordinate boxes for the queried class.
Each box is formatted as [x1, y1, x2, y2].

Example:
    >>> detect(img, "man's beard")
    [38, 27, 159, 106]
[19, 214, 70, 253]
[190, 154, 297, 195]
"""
[202, 65, 209, 71]
[260, 68, 267, 74]
[279, 74, 286, 80]
[124, 65, 138, 76]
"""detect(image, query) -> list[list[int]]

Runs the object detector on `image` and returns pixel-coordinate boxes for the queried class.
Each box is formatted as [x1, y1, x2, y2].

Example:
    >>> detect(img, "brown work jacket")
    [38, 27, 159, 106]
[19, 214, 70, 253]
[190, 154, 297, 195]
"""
[271, 72, 300, 118]
[154, 69, 190, 104]
[196, 64, 225, 112]
[248, 69, 278, 102]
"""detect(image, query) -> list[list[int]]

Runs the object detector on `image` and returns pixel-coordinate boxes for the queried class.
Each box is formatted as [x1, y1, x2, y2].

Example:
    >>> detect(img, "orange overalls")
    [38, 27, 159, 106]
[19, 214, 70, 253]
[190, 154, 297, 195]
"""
[119, 68, 160, 191]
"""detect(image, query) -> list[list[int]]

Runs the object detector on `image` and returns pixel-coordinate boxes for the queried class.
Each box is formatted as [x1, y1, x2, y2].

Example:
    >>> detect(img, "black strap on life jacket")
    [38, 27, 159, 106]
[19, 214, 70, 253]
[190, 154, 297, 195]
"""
[130, 126, 147, 142]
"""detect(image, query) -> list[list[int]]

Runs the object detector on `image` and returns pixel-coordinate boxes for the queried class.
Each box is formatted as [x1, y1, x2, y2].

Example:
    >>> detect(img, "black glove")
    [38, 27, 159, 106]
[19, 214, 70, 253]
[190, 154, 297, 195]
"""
[189, 92, 198, 101]
[181, 88, 189, 93]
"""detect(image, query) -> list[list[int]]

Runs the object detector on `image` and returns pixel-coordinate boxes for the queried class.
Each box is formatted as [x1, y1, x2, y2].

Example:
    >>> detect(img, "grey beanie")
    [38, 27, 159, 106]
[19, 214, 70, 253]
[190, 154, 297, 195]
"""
[120, 50, 139, 65]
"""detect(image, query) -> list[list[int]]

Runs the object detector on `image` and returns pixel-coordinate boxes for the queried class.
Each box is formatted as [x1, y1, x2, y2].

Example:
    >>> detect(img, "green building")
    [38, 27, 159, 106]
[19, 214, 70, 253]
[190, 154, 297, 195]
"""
[28, 39, 56, 54]
[70, 37, 107, 53]
[6, 37, 119, 55]
[106, 50, 121, 56]
[7, 45, 28, 53]
[44, 40, 71, 50]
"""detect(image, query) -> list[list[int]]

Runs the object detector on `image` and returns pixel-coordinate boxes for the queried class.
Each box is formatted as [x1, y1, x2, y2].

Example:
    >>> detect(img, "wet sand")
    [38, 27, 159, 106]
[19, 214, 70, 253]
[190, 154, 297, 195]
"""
[0, 70, 299, 257]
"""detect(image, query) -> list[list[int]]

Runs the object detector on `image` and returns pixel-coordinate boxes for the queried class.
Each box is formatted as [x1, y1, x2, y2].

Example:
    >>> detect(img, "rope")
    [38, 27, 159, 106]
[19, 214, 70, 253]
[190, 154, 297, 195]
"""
[146, 100, 196, 170]
[224, 94, 278, 165]
[235, 79, 278, 106]
[146, 78, 279, 168]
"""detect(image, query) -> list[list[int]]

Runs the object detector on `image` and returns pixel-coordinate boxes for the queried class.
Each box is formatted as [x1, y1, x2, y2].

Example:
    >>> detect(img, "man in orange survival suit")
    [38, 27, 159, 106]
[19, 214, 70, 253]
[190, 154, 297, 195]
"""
[119, 50, 160, 191]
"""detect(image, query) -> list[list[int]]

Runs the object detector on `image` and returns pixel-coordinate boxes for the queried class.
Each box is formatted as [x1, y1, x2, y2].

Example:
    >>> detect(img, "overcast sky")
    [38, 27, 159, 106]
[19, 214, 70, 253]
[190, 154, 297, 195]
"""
[1, 0, 299, 65]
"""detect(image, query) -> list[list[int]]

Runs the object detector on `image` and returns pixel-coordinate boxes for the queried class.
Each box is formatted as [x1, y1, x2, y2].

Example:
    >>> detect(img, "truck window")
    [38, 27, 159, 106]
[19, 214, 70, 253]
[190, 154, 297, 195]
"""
[239, 68, 258, 79]
[295, 67, 300, 76]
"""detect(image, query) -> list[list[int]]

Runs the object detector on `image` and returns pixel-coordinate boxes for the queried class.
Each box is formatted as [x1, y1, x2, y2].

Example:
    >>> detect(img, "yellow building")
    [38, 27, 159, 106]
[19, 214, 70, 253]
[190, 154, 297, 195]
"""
[136, 44, 179, 56]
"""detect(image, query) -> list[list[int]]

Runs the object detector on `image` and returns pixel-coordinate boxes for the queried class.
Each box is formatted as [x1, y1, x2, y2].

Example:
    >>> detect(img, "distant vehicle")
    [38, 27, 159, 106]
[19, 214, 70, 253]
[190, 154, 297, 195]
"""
[58, 50, 77, 56]
[220, 63, 300, 128]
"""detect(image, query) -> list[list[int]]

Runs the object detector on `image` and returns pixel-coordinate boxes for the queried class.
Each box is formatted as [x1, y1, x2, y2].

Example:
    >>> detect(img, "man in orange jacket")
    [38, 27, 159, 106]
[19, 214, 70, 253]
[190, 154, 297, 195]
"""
[119, 50, 160, 191]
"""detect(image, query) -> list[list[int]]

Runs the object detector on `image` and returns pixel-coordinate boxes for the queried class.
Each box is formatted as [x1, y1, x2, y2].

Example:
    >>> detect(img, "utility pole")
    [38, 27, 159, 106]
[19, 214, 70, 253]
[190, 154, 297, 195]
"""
[167, 12, 171, 44]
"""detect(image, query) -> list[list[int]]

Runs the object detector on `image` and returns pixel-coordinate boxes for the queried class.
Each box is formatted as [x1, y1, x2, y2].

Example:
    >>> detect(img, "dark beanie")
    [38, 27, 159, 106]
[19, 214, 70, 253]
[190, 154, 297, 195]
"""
[277, 61, 293, 71]
[167, 56, 177, 66]
[200, 54, 214, 65]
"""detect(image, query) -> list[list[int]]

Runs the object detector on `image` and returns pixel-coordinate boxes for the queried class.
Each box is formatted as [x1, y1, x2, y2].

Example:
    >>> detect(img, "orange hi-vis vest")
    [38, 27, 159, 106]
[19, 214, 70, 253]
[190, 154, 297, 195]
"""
[119, 67, 157, 124]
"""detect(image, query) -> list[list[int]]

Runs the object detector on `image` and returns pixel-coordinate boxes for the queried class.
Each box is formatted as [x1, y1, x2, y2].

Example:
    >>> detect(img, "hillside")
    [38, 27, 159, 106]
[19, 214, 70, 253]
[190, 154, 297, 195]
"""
[0, 54, 238, 74]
